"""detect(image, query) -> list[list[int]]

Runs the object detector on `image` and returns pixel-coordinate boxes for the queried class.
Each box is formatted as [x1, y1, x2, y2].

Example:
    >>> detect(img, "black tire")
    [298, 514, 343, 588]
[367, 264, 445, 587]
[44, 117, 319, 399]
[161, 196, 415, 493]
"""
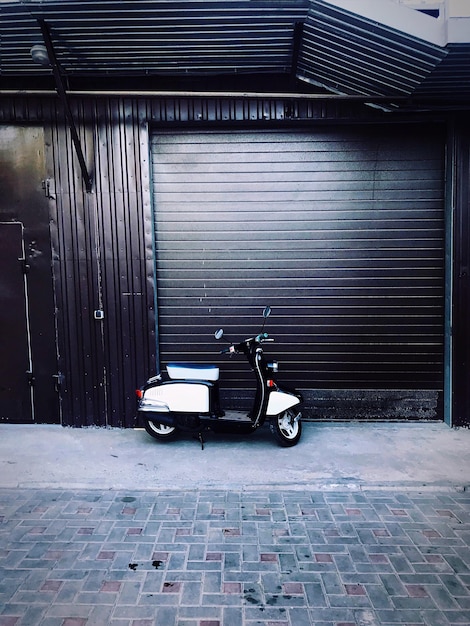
[269, 409, 302, 447]
[144, 418, 178, 441]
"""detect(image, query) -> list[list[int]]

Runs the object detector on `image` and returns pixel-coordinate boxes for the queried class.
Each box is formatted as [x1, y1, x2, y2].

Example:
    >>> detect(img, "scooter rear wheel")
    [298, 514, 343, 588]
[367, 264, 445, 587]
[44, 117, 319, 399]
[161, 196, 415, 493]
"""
[144, 418, 178, 440]
[270, 409, 302, 447]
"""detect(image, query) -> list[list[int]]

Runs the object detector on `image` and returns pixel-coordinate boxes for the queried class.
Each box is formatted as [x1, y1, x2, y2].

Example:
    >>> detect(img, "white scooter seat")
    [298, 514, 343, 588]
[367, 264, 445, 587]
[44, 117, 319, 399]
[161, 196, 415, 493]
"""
[166, 362, 219, 381]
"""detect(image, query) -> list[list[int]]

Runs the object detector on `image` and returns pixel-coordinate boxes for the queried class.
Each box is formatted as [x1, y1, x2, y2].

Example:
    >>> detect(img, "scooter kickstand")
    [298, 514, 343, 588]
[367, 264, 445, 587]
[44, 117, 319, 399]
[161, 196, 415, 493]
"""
[198, 431, 205, 450]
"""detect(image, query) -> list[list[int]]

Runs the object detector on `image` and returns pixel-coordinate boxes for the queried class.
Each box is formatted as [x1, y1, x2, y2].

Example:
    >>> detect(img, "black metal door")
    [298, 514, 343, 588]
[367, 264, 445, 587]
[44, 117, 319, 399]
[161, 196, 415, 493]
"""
[0, 222, 34, 422]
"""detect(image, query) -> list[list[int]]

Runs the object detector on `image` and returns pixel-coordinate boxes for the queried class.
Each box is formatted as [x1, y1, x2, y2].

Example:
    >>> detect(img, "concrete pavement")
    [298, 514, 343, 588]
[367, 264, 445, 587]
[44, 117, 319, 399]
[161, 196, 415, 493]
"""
[0, 421, 469, 491]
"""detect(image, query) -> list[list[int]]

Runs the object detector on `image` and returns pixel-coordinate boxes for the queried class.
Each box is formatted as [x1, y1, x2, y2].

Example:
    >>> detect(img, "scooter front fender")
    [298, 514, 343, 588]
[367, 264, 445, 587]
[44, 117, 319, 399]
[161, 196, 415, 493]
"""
[266, 389, 302, 416]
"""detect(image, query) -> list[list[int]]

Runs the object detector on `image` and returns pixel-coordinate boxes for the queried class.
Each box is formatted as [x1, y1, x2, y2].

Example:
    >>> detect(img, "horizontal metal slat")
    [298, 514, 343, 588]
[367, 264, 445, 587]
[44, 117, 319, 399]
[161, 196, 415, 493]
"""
[152, 127, 444, 396]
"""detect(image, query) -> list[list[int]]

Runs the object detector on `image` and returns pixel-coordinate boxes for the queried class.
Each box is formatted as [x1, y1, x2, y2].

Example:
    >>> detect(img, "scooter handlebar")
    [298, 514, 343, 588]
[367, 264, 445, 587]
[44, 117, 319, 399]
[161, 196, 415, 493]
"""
[219, 335, 274, 355]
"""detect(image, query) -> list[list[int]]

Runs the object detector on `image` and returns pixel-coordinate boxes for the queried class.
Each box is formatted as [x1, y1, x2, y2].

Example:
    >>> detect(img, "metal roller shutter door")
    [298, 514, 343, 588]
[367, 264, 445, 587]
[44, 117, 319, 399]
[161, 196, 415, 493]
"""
[151, 127, 444, 417]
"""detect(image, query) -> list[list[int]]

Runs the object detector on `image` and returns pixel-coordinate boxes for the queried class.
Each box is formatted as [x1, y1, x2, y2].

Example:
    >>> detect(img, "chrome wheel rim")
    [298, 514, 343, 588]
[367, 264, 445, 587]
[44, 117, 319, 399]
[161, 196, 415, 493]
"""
[278, 411, 299, 440]
[147, 421, 175, 435]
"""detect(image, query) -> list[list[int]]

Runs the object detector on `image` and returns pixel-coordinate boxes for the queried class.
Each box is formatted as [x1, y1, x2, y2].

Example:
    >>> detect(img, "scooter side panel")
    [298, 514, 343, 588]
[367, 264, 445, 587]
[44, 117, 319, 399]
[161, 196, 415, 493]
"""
[266, 390, 300, 416]
[144, 382, 210, 413]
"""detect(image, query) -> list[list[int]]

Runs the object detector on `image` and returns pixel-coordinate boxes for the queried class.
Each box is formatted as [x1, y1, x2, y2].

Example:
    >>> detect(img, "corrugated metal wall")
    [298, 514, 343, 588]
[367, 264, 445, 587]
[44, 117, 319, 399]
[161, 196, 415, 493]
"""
[2, 94, 370, 426]
[151, 127, 445, 417]
[46, 99, 156, 426]
[0, 94, 449, 424]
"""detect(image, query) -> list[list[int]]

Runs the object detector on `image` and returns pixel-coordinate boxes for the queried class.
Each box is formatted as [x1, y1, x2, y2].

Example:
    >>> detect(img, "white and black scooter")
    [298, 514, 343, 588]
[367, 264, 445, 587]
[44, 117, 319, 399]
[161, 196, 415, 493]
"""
[136, 307, 302, 447]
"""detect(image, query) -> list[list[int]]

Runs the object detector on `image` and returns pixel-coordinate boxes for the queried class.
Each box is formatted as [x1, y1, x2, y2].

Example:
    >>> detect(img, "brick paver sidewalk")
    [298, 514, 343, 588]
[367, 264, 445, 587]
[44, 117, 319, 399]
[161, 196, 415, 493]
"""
[1, 488, 469, 625]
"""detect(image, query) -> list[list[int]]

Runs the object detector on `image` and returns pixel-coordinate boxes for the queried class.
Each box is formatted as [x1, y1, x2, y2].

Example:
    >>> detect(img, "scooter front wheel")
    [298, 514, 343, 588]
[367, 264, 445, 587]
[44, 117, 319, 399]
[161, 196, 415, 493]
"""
[270, 409, 302, 447]
[144, 418, 178, 441]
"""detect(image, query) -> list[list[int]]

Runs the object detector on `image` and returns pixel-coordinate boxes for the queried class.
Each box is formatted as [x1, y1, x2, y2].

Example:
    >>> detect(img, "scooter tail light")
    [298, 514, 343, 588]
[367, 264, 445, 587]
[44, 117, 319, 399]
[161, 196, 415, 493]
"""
[135, 389, 143, 400]
[267, 379, 276, 388]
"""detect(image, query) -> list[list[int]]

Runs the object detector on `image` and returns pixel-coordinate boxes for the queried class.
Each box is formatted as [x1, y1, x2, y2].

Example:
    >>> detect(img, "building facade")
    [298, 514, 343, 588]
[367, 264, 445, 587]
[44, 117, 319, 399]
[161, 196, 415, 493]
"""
[1, 0, 469, 427]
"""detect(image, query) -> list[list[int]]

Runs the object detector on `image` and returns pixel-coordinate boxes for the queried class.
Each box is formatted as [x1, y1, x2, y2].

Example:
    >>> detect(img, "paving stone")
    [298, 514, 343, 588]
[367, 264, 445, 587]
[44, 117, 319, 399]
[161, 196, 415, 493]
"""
[1, 488, 470, 625]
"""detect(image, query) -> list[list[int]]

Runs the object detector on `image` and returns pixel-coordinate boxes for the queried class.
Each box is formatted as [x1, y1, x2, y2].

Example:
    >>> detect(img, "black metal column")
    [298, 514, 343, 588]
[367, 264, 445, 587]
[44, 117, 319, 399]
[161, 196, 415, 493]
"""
[452, 116, 470, 427]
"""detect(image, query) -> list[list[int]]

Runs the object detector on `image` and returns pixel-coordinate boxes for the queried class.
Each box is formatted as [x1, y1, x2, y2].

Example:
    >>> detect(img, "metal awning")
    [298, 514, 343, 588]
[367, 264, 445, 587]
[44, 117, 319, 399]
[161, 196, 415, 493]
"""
[0, 0, 309, 78]
[297, 0, 470, 103]
[1, 0, 469, 110]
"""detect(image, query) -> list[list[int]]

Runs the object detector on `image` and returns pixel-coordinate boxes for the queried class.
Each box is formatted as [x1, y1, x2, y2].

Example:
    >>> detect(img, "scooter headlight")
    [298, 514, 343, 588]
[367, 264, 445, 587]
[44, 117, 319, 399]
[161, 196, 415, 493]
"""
[267, 361, 279, 373]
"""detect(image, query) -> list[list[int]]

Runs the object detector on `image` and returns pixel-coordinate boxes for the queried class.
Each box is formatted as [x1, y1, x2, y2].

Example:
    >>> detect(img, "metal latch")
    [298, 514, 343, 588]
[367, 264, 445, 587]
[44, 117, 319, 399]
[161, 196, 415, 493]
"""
[42, 178, 55, 199]
[52, 373, 65, 391]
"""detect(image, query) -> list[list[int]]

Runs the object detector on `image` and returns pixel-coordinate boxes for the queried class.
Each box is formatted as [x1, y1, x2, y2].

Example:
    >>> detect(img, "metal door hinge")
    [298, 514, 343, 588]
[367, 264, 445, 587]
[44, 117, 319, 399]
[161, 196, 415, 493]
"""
[19, 258, 30, 274]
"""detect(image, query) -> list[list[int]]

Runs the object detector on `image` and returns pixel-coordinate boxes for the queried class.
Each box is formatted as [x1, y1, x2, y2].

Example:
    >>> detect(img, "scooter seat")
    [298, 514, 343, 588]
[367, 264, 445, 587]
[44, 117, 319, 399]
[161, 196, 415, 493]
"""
[166, 362, 220, 381]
